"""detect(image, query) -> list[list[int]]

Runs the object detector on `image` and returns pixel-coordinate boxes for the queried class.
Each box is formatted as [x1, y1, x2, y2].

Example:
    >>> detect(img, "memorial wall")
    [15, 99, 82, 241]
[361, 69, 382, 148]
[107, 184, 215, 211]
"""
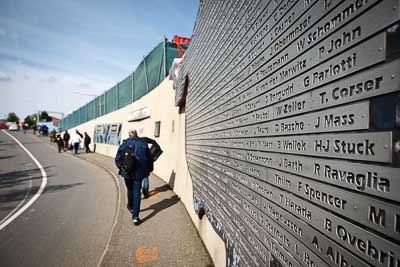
[177, 0, 400, 266]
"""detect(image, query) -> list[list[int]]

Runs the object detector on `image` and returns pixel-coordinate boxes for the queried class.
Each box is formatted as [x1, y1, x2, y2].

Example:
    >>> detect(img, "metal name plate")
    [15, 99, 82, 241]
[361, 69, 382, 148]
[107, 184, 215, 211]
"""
[189, 157, 400, 267]
[190, 151, 400, 241]
[187, 32, 386, 133]
[192, 169, 303, 267]
[186, 0, 397, 128]
[186, 0, 303, 112]
[187, 101, 370, 139]
[189, 144, 400, 203]
[187, 131, 393, 163]
[178, 0, 400, 266]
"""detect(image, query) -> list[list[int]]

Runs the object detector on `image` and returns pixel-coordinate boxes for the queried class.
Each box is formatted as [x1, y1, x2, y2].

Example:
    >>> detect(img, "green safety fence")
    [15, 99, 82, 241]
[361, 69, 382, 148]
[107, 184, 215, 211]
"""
[118, 75, 133, 108]
[87, 100, 95, 121]
[60, 39, 182, 130]
[106, 86, 118, 114]
[100, 93, 106, 116]
[95, 96, 100, 118]
[134, 61, 147, 100]
[145, 42, 164, 91]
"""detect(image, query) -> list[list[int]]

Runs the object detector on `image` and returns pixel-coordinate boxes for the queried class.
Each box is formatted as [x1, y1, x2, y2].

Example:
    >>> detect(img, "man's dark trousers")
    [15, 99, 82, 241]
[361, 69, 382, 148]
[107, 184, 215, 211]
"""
[123, 175, 142, 218]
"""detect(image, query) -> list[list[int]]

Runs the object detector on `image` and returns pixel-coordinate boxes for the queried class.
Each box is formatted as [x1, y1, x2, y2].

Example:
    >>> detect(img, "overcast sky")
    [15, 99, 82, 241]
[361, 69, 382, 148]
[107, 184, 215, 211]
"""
[0, 0, 198, 120]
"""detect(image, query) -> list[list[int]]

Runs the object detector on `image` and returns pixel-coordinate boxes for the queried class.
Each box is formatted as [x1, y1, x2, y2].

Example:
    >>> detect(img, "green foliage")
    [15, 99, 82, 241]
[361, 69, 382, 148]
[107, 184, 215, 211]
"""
[39, 111, 52, 122]
[24, 115, 35, 127]
[6, 112, 19, 123]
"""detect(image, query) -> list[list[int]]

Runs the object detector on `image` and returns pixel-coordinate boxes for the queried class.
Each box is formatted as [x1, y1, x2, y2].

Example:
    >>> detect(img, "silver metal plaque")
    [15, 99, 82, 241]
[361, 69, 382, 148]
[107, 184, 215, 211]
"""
[188, 145, 400, 203]
[187, 131, 393, 163]
[188, 150, 400, 241]
[189, 157, 400, 267]
[187, 32, 386, 133]
[178, 0, 400, 266]
[187, 0, 397, 129]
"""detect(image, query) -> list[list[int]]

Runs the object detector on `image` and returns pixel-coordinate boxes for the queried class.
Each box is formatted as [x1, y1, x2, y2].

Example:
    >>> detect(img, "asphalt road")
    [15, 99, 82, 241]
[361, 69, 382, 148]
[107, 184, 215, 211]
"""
[0, 130, 118, 267]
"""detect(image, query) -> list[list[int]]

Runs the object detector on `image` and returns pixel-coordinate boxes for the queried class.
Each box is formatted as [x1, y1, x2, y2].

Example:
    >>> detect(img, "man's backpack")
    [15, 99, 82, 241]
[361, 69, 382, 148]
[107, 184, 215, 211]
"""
[119, 144, 138, 175]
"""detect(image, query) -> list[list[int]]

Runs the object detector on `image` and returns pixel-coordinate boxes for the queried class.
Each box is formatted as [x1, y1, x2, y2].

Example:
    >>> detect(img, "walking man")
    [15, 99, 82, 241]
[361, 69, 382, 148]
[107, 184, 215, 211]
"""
[84, 132, 91, 153]
[71, 130, 81, 154]
[63, 130, 70, 152]
[115, 130, 153, 225]
[55, 132, 63, 153]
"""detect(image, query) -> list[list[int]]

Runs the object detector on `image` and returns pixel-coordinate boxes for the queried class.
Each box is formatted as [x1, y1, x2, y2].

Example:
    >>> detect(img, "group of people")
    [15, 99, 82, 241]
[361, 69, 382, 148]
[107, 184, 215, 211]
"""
[56, 127, 159, 226]
[115, 129, 162, 226]
[55, 130, 92, 154]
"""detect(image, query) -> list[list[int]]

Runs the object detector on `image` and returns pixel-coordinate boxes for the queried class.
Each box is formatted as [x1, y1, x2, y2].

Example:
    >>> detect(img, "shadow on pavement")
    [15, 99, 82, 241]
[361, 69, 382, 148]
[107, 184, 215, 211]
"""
[0, 155, 15, 160]
[0, 182, 84, 211]
[140, 195, 180, 223]
[151, 184, 171, 194]
[0, 141, 43, 147]
[0, 167, 53, 190]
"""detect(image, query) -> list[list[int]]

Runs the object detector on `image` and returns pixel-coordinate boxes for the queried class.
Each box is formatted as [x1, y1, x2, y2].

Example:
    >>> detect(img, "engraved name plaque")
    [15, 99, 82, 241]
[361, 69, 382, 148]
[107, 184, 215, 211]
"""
[178, 0, 400, 266]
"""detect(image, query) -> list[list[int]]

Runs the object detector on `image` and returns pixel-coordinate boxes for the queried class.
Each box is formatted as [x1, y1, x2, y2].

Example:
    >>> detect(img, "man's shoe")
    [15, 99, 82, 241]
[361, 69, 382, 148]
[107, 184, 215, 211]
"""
[133, 217, 141, 226]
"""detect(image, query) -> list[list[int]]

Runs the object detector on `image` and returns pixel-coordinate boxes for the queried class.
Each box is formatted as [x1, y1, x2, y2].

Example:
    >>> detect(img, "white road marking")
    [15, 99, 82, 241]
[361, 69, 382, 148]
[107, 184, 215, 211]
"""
[0, 130, 48, 231]
[0, 167, 33, 225]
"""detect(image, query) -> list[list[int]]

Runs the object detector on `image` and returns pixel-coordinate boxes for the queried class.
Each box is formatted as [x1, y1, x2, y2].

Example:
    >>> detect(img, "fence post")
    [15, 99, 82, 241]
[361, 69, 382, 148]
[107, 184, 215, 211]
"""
[131, 72, 135, 103]
[143, 56, 149, 92]
[158, 41, 163, 84]
[116, 83, 119, 109]
[163, 37, 167, 78]
[103, 92, 106, 115]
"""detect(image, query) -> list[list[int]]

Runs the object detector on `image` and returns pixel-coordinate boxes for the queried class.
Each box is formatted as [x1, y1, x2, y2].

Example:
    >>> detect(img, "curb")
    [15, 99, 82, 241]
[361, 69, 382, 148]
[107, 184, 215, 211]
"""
[83, 158, 121, 267]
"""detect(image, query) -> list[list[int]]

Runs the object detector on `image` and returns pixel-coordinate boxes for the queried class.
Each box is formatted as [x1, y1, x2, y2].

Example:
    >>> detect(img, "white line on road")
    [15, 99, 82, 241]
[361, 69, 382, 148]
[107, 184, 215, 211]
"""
[0, 165, 33, 225]
[0, 130, 48, 231]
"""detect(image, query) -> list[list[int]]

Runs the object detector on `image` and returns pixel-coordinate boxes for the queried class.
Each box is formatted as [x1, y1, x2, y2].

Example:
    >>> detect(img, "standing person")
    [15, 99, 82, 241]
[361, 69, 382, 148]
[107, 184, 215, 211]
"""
[84, 132, 91, 153]
[76, 130, 83, 151]
[115, 130, 153, 225]
[71, 130, 81, 154]
[55, 133, 63, 153]
[63, 130, 70, 152]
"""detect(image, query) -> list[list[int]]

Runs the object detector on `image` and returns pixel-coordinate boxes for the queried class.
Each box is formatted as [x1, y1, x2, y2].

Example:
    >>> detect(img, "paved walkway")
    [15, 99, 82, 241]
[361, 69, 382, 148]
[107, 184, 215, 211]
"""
[38, 135, 213, 267]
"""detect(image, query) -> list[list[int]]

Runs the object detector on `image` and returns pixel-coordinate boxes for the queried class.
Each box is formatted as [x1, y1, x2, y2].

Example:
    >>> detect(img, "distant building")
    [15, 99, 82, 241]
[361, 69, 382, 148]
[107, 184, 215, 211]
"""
[49, 116, 59, 127]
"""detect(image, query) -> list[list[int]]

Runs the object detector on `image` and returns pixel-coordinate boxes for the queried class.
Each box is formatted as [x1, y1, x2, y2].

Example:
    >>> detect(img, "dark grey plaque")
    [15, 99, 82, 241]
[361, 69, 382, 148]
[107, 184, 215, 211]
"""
[186, 0, 397, 128]
[187, 131, 393, 163]
[187, 32, 386, 133]
[178, 0, 400, 266]
[189, 157, 390, 266]
[186, 101, 370, 139]
[189, 150, 400, 241]
[189, 154, 400, 267]
[188, 144, 400, 203]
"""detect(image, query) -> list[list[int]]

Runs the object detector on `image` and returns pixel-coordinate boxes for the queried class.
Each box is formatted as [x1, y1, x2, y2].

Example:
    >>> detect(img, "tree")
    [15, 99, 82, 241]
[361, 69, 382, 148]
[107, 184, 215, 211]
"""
[24, 115, 35, 127]
[6, 112, 19, 123]
[39, 111, 52, 122]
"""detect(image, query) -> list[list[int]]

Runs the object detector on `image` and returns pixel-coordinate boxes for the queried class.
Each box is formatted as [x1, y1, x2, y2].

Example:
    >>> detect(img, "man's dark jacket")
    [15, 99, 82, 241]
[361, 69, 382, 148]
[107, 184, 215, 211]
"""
[115, 137, 153, 181]
[63, 132, 70, 142]
[84, 134, 91, 145]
